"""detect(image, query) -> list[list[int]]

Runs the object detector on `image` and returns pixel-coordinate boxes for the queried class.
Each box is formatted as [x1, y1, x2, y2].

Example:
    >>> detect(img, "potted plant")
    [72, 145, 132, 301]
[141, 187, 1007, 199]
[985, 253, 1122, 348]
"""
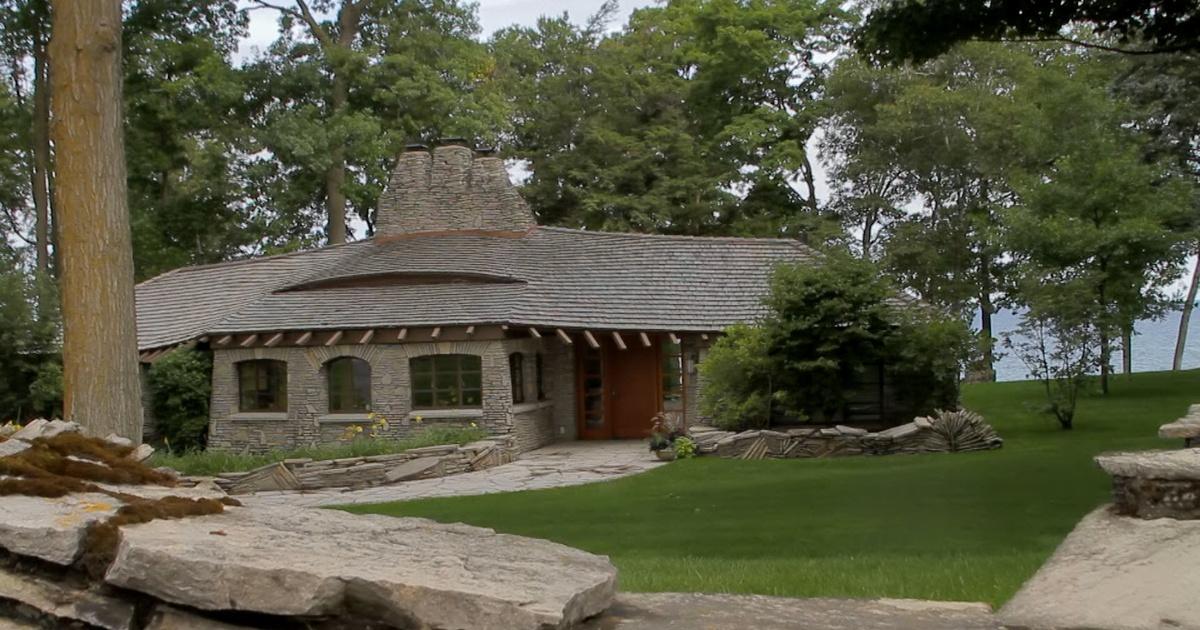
[648, 412, 687, 461]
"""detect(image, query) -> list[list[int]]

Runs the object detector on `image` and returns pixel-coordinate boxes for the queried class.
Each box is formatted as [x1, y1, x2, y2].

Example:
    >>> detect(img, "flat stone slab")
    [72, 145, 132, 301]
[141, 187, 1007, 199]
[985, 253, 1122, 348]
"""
[0, 439, 30, 458]
[105, 505, 617, 629]
[1000, 506, 1200, 630]
[0, 492, 121, 565]
[1095, 449, 1200, 480]
[227, 462, 300, 495]
[0, 565, 135, 630]
[384, 455, 442, 482]
[584, 593, 998, 629]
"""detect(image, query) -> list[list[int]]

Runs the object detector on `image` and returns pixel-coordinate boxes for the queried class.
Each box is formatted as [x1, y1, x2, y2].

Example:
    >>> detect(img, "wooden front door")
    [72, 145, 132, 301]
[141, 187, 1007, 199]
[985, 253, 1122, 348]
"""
[576, 335, 661, 440]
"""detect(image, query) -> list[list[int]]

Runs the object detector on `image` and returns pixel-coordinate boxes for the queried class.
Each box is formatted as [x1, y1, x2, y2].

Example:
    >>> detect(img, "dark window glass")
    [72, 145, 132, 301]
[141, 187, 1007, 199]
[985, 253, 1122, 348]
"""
[509, 353, 525, 404]
[535, 353, 546, 401]
[327, 357, 371, 413]
[237, 360, 287, 412]
[662, 339, 684, 411]
[410, 354, 482, 409]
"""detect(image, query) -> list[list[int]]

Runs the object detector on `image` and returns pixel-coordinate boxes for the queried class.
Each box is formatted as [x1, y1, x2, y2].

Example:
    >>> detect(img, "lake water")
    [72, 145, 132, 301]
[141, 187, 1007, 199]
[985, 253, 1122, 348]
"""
[986, 309, 1200, 382]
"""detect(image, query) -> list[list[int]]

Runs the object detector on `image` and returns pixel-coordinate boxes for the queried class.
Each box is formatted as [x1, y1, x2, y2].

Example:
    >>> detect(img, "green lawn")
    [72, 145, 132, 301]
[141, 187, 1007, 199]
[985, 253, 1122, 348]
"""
[343, 369, 1199, 607]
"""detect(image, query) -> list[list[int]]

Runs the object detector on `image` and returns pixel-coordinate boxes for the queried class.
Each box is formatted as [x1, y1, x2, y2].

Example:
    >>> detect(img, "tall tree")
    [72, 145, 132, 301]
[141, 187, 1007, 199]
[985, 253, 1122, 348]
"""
[248, 0, 502, 242]
[823, 46, 1036, 380]
[493, 0, 851, 238]
[50, 0, 143, 438]
[123, 0, 254, 280]
[1005, 49, 1194, 392]
[1116, 53, 1200, 370]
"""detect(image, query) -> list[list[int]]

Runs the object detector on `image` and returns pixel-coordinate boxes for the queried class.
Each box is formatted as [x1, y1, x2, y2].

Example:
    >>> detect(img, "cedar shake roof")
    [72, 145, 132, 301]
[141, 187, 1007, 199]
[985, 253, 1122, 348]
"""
[133, 143, 818, 350]
[134, 227, 815, 349]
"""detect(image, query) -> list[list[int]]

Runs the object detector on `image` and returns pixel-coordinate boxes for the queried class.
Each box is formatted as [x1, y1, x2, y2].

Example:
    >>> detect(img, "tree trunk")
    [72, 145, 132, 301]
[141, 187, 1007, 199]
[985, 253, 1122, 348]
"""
[1174, 249, 1199, 371]
[977, 253, 996, 382]
[31, 16, 51, 277]
[321, 3, 364, 246]
[49, 0, 144, 441]
[1099, 330, 1110, 395]
[1121, 323, 1133, 376]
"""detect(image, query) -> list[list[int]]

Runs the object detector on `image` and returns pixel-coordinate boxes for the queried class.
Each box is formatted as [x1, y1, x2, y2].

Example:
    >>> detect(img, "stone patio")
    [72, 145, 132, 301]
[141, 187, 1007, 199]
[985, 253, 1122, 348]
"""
[246, 440, 664, 508]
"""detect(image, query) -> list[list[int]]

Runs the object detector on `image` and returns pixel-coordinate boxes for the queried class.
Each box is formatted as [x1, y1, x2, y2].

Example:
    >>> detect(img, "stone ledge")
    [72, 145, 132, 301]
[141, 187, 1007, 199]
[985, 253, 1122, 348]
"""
[316, 413, 373, 424]
[228, 412, 289, 423]
[408, 408, 483, 420]
[1095, 449, 1200, 481]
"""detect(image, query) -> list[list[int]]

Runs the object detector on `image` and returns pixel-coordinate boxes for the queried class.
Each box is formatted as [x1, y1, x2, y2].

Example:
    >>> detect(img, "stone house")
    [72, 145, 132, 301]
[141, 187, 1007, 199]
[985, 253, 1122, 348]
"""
[134, 142, 817, 453]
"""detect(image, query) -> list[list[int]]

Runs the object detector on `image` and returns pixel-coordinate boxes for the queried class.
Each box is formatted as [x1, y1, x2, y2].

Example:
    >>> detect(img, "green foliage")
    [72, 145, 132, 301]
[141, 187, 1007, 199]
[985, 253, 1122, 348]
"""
[248, 0, 506, 239]
[1002, 309, 1099, 430]
[699, 324, 776, 430]
[150, 426, 488, 476]
[0, 250, 60, 421]
[672, 436, 697, 459]
[702, 254, 970, 430]
[146, 348, 213, 451]
[492, 0, 853, 239]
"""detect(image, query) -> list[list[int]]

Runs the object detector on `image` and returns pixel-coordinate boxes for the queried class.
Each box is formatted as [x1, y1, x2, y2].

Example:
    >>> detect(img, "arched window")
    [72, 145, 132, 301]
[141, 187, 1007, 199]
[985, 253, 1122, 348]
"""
[509, 353, 525, 404]
[410, 354, 482, 409]
[327, 357, 371, 413]
[237, 360, 287, 412]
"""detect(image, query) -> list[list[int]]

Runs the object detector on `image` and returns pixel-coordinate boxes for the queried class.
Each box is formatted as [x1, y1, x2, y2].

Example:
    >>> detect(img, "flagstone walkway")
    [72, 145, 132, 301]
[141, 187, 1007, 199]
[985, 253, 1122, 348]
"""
[245, 440, 664, 509]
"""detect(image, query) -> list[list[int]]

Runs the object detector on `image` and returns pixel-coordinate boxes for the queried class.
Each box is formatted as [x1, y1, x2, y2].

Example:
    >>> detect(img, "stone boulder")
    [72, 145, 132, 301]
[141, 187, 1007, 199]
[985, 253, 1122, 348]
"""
[105, 504, 617, 629]
[11, 419, 80, 442]
[1158, 404, 1200, 442]
[0, 565, 135, 630]
[0, 492, 121, 565]
[999, 506, 1200, 630]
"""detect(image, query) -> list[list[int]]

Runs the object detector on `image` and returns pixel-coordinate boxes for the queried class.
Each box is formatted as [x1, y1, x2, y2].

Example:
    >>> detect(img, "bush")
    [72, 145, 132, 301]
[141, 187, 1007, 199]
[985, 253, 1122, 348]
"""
[672, 436, 697, 459]
[146, 348, 212, 451]
[701, 253, 971, 431]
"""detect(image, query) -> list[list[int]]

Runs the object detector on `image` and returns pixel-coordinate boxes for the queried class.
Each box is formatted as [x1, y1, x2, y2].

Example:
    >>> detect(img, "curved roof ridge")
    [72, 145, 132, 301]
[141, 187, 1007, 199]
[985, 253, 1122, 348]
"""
[533, 225, 816, 247]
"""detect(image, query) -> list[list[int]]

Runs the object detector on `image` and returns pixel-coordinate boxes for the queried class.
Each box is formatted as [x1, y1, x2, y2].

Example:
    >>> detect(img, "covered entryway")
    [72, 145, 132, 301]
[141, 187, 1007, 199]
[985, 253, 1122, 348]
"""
[575, 333, 662, 439]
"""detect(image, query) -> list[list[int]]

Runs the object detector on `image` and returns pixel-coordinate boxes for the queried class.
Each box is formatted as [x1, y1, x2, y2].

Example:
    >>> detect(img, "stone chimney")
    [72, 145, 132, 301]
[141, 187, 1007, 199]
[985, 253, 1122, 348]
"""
[375, 141, 535, 237]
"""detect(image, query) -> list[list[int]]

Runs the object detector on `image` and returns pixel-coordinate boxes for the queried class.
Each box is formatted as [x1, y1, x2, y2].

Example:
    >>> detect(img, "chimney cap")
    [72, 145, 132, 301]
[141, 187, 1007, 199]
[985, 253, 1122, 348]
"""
[404, 143, 428, 152]
[436, 136, 470, 147]
[475, 146, 497, 156]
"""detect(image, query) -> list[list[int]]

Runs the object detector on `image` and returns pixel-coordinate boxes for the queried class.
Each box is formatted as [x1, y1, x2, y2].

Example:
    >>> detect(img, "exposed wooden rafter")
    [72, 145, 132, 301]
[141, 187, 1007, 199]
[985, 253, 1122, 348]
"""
[263, 332, 284, 347]
[215, 335, 233, 347]
[239, 334, 258, 348]
[325, 331, 343, 347]
[528, 327, 542, 339]
[638, 332, 651, 347]
[583, 330, 600, 349]
[430, 326, 441, 339]
[668, 333, 680, 345]
[359, 329, 375, 344]
[397, 328, 408, 341]
[611, 331, 627, 350]
[556, 329, 573, 345]
[295, 331, 313, 345]
[464, 325, 475, 336]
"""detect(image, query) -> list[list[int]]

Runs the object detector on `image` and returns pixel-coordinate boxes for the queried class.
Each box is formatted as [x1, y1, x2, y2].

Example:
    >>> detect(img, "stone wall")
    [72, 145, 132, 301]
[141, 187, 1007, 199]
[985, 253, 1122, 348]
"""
[213, 438, 516, 493]
[376, 144, 535, 237]
[681, 335, 712, 426]
[689, 409, 1003, 459]
[208, 337, 572, 454]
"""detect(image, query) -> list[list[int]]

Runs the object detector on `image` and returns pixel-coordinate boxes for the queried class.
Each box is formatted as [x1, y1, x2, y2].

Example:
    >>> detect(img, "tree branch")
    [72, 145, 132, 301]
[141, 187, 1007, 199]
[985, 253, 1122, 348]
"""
[973, 34, 1192, 56]
[2, 205, 35, 246]
[248, 0, 332, 48]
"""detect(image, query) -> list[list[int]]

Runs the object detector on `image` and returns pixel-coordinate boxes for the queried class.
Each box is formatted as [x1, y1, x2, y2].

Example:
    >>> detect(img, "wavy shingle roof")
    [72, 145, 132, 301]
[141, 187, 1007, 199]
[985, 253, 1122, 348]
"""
[134, 226, 816, 350]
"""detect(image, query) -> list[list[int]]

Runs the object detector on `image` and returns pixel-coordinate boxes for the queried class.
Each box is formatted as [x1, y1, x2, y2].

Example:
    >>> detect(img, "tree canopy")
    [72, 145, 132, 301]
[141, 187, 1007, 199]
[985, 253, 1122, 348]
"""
[857, 0, 1200, 64]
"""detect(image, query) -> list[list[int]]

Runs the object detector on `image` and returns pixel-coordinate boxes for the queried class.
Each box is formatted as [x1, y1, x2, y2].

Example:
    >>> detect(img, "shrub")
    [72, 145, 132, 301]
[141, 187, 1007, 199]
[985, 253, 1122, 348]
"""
[672, 436, 697, 459]
[146, 348, 212, 451]
[701, 253, 971, 431]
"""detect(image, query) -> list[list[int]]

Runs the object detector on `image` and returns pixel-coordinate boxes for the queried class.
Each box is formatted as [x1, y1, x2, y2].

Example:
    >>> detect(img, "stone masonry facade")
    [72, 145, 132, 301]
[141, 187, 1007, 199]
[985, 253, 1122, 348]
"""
[208, 337, 576, 454]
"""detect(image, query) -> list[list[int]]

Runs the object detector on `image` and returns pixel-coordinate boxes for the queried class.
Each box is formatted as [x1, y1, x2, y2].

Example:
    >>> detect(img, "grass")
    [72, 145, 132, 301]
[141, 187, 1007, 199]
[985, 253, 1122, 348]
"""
[342, 369, 1200, 607]
[151, 426, 487, 476]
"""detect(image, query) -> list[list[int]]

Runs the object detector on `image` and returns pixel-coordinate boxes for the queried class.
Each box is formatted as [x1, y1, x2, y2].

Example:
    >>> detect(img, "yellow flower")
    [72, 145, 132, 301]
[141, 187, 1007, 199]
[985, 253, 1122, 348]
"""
[414, 415, 423, 424]
[469, 422, 477, 428]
